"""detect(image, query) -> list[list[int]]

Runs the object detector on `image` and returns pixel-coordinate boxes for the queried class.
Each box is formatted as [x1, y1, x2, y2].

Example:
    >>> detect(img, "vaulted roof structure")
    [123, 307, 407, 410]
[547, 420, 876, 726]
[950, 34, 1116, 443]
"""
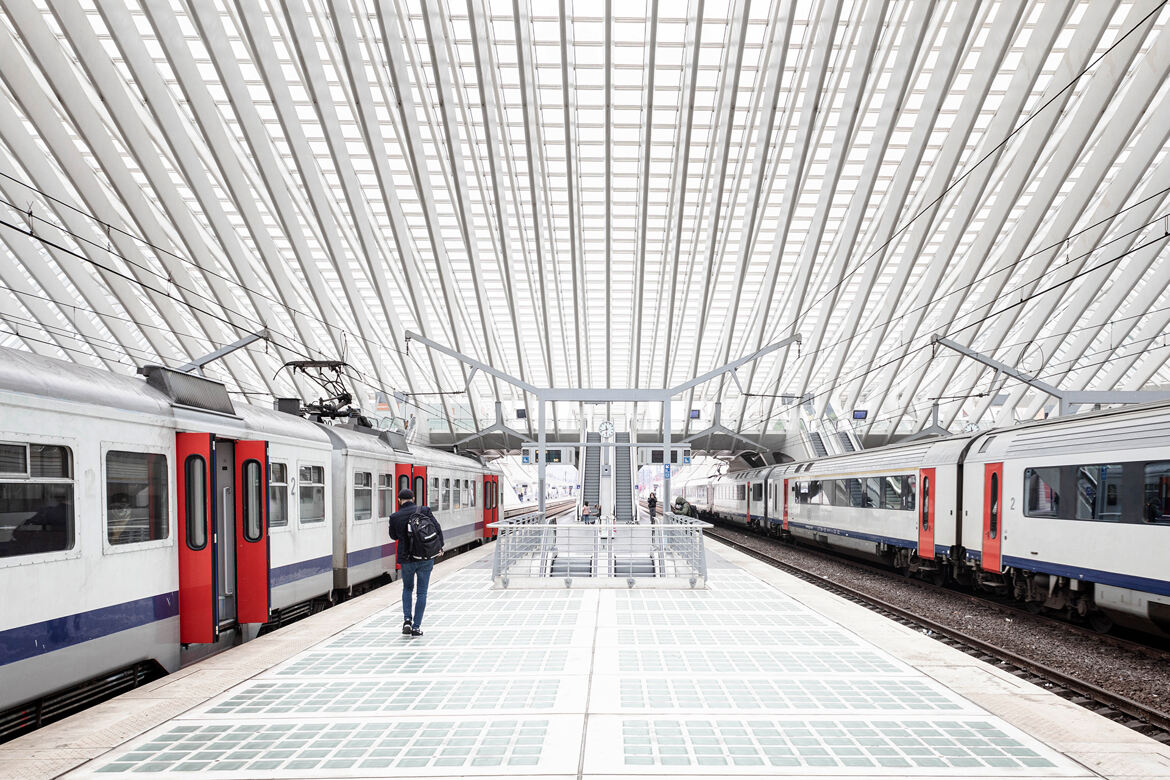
[1, 0, 1169, 447]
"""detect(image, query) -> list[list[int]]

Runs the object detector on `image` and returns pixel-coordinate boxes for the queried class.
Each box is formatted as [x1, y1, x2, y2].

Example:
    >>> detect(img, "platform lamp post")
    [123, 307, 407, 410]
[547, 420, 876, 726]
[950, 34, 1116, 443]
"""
[404, 332, 802, 516]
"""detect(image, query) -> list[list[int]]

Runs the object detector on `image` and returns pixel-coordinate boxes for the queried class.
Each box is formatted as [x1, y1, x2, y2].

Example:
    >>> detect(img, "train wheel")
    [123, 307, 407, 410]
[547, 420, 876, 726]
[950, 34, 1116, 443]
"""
[1088, 611, 1113, 633]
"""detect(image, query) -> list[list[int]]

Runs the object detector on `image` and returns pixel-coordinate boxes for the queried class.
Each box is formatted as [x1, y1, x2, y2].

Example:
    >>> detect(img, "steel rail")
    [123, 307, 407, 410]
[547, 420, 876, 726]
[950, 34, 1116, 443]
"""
[705, 527, 1170, 743]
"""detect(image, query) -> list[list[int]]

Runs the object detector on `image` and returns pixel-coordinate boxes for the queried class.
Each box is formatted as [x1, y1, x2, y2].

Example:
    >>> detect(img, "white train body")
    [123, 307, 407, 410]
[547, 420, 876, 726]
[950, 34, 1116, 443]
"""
[0, 347, 500, 720]
[679, 403, 1170, 635]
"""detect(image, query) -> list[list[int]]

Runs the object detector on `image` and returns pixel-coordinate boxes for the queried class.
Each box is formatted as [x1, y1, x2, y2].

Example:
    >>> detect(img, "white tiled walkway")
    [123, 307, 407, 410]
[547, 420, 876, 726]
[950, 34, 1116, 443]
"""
[57, 544, 1111, 779]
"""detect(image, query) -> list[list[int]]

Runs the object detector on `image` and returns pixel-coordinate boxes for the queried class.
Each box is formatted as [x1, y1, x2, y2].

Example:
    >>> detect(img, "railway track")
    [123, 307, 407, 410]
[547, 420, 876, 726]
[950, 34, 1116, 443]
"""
[706, 526, 1170, 744]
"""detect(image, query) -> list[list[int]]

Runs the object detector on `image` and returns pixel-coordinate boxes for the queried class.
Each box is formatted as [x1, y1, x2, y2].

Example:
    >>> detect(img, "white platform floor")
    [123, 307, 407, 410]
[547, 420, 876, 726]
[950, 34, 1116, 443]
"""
[6, 538, 1170, 779]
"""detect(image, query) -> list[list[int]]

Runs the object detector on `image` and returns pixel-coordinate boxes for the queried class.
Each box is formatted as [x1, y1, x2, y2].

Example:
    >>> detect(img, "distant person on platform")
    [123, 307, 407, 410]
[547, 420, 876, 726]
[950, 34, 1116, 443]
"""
[648, 491, 658, 519]
[388, 488, 444, 637]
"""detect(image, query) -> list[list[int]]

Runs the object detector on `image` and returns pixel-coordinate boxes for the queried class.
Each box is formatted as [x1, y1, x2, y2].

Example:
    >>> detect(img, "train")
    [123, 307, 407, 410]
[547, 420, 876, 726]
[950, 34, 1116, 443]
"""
[0, 346, 503, 731]
[673, 401, 1170, 637]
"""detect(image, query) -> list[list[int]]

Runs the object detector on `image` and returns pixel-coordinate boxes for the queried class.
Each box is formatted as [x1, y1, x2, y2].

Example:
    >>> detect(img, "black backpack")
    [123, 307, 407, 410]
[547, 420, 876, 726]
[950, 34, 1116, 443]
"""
[405, 506, 443, 560]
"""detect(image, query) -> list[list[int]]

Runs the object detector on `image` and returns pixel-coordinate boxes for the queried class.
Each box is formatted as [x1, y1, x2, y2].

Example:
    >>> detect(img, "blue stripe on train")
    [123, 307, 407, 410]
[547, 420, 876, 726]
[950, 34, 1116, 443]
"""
[269, 554, 333, 588]
[965, 550, 1170, 597]
[0, 592, 178, 667]
[346, 543, 396, 568]
[784, 520, 918, 550]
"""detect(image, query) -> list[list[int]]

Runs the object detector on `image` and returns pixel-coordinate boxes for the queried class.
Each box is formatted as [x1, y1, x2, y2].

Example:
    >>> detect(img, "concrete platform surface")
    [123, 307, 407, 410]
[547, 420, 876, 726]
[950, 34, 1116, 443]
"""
[3, 538, 1169, 779]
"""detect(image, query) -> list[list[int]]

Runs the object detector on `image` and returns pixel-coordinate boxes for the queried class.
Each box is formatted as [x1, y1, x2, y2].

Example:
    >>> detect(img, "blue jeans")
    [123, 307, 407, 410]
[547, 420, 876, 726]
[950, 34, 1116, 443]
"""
[400, 558, 434, 627]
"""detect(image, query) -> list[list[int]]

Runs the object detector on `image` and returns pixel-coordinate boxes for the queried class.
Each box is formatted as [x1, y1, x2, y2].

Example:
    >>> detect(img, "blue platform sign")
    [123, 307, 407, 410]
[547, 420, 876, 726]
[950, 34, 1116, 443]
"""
[521, 454, 530, 464]
[664, 464, 671, 478]
[683, 456, 691, 464]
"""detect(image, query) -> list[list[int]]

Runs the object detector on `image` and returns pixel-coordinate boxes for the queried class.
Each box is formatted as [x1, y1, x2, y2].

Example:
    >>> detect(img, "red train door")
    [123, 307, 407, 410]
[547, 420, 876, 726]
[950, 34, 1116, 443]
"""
[982, 462, 1004, 572]
[178, 432, 216, 643]
[395, 463, 412, 509]
[918, 467, 935, 558]
[746, 481, 752, 526]
[412, 466, 428, 510]
[481, 475, 496, 538]
[235, 440, 270, 624]
[782, 479, 789, 531]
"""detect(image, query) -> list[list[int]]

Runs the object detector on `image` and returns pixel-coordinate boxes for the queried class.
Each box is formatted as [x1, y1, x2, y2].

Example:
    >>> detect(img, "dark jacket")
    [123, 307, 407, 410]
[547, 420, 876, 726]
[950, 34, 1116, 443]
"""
[388, 502, 445, 564]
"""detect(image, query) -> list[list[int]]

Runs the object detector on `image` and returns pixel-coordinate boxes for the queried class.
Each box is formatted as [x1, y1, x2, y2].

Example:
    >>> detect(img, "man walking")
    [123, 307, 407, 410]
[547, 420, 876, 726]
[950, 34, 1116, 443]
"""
[648, 491, 658, 520]
[388, 488, 444, 637]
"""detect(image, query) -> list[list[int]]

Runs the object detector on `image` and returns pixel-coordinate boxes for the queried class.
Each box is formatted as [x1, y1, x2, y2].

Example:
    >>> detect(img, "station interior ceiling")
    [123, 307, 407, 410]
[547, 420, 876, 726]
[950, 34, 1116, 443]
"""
[1, 1, 1169, 453]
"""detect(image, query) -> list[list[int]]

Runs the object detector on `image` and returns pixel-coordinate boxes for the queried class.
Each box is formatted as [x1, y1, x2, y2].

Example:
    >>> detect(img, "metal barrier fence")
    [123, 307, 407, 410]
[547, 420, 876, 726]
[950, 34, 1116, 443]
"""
[489, 512, 711, 589]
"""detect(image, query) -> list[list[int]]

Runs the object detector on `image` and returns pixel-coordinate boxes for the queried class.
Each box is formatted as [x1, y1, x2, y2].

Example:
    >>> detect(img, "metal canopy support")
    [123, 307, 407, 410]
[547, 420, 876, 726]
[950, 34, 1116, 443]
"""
[406, 331, 800, 512]
[178, 330, 270, 376]
[452, 400, 534, 449]
[931, 335, 1170, 415]
[681, 402, 767, 452]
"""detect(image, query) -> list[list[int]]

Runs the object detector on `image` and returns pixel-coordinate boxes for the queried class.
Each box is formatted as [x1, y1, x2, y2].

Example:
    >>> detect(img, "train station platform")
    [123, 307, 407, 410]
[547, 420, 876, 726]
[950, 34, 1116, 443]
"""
[5, 539, 1170, 779]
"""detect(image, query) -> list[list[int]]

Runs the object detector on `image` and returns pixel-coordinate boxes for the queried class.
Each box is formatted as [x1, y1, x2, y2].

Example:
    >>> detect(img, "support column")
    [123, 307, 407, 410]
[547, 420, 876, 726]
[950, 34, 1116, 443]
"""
[537, 399, 547, 516]
[663, 395, 671, 516]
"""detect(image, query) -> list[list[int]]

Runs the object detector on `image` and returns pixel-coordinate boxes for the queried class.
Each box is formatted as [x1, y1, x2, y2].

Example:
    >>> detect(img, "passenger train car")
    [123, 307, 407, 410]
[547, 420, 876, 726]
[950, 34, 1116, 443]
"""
[0, 346, 503, 731]
[674, 402, 1170, 636]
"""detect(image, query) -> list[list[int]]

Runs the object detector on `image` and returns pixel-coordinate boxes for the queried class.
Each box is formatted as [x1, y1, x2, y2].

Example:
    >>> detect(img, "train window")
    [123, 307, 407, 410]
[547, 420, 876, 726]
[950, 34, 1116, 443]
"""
[269, 462, 289, 528]
[353, 472, 373, 522]
[864, 478, 881, 509]
[736, 484, 746, 501]
[397, 473, 410, 503]
[441, 478, 450, 511]
[752, 483, 763, 502]
[1142, 462, 1170, 524]
[378, 474, 393, 520]
[1024, 467, 1061, 518]
[107, 451, 168, 545]
[0, 442, 29, 476]
[879, 476, 908, 511]
[989, 472, 1000, 539]
[471, 479, 477, 507]
[453, 478, 461, 510]
[299, 465, 326, 524]
[429, 476, 439, 510]
[921, 475, 930, 530]
[414, 475, 425, 506]
[843, 478, 864, 508]
[808, 480, 824, 505]
[0, 443, 75, 558]
[1076, 464, 1122, 522]
[184, 455, 206, 550]
[242, 460, 263, 542]
[904, 475, 916, 511]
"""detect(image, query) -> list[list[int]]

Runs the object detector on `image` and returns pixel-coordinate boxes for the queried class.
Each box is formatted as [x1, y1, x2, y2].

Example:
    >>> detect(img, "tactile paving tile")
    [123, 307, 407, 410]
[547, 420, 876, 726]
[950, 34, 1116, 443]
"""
[270, 648, 585, 678]
[323, 627, 580, 649]
[615, 647, 912, 676]
[613, 626, 862, 648]
[91, 718, 576, 775]
[613, 592, 804, 612]
[613, 611, 832, 628]
[201, 678, 569, 717]
[363, 610, 580, 629]
[587, 717, 1068, 773]
[599, 676, 973, 713]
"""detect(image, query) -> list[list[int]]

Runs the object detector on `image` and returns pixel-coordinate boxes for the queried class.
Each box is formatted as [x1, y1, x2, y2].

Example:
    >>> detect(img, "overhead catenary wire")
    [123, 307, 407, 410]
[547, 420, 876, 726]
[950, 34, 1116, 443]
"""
[760, 0, 1170, 349]
[735, 231, 1170, 434]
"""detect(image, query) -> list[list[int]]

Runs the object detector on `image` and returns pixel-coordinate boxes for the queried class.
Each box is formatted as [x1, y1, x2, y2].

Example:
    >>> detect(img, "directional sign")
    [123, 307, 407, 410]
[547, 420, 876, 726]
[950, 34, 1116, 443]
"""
[683, 456, 691, 464]
[521, 454, 530, 464]
[664, 464, 671, 478]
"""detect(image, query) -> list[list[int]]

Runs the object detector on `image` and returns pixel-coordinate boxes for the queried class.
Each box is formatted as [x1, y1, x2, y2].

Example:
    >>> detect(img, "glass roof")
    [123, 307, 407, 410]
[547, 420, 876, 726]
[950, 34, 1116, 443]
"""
[1, 0, 1168, 444]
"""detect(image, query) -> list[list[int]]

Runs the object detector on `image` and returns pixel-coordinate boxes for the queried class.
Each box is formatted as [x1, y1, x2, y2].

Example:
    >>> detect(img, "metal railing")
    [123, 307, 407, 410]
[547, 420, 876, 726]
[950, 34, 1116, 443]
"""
[489, 512, 711, 589]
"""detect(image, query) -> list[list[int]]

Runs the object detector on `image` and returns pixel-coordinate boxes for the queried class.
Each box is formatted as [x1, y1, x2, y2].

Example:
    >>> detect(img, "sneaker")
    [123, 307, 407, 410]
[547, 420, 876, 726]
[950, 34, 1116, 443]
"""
[410, 627, 424, 637]
[402, 620, 412, 635]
